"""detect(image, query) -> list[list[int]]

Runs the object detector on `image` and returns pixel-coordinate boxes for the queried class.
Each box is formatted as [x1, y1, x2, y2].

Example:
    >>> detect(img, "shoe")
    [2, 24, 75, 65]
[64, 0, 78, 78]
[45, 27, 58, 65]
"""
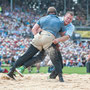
[49, 74, 57, 79]
[49, 70, 58, 79]
[15, 69, 24, 77]
[7, 71, 16, 80]
[59, 77, 64, 82]
[58, 73, 64, 82]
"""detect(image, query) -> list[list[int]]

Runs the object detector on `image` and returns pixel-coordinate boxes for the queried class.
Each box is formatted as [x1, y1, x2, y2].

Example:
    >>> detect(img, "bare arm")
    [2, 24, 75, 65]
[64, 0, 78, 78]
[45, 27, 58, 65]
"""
[53, 35, 70, 44]
[32, 24, 40, 35]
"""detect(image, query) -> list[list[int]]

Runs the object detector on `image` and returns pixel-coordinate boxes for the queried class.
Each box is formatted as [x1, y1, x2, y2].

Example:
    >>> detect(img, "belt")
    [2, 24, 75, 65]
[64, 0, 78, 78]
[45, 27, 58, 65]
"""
[39, 30, 55, 38]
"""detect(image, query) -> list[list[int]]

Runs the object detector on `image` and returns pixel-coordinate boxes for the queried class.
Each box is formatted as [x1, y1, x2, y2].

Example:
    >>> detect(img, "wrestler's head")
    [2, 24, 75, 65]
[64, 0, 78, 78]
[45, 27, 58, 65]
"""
[47, 7, 57, 15]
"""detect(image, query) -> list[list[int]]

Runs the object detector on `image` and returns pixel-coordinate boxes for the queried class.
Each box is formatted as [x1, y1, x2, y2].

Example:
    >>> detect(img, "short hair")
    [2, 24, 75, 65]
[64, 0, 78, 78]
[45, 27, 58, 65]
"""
[47, 7, 57, 15]
[66, 11, 74, 16]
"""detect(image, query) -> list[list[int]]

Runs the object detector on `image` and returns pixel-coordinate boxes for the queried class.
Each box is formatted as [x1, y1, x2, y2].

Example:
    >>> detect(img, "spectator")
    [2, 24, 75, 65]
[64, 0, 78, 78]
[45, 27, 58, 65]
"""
[86, 55, 90, 73]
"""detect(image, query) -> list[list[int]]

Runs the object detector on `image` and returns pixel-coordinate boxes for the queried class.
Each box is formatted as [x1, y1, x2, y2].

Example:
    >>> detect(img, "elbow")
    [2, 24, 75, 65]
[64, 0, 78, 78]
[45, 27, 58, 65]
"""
[32, 27, 37, 35]
[32, 28, 34, 34]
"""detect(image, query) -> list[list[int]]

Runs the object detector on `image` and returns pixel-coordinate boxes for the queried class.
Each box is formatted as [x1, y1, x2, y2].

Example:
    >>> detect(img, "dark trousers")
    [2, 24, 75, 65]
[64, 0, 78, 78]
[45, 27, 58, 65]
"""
[24, 49, 46, 67]
[23, 44, 63, 74]
[13, 44, 39, 69]
[46, 44, 63, 74]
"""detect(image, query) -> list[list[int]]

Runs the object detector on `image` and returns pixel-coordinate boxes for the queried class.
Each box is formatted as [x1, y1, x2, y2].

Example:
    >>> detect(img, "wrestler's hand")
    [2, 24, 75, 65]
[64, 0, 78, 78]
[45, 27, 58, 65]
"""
[53, 39, 59, 44]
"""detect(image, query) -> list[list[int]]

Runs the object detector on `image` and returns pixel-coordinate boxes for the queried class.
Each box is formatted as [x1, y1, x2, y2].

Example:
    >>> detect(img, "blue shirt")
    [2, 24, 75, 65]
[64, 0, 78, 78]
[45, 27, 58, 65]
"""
[37, 14, 62, 37]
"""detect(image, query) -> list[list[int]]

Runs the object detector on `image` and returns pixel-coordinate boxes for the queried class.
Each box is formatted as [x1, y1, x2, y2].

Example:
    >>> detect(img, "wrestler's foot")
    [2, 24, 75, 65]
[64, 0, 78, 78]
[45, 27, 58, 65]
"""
[58, 74, 64, 82]
[49, 71, 58, 79]
[7, 71, 16, 80]
[59, 77, 64, 82]
[49, 74, 57, 79]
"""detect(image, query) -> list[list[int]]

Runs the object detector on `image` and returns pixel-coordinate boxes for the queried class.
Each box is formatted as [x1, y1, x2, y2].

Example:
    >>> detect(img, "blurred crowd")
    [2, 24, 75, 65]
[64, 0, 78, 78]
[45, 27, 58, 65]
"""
[60, 40, 90, 67]
[0, 4, 42, 73]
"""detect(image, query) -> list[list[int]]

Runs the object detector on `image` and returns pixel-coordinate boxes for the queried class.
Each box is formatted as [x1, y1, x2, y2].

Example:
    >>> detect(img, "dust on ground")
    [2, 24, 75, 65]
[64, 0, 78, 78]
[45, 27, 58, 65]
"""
[0, 73, 90, 90]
